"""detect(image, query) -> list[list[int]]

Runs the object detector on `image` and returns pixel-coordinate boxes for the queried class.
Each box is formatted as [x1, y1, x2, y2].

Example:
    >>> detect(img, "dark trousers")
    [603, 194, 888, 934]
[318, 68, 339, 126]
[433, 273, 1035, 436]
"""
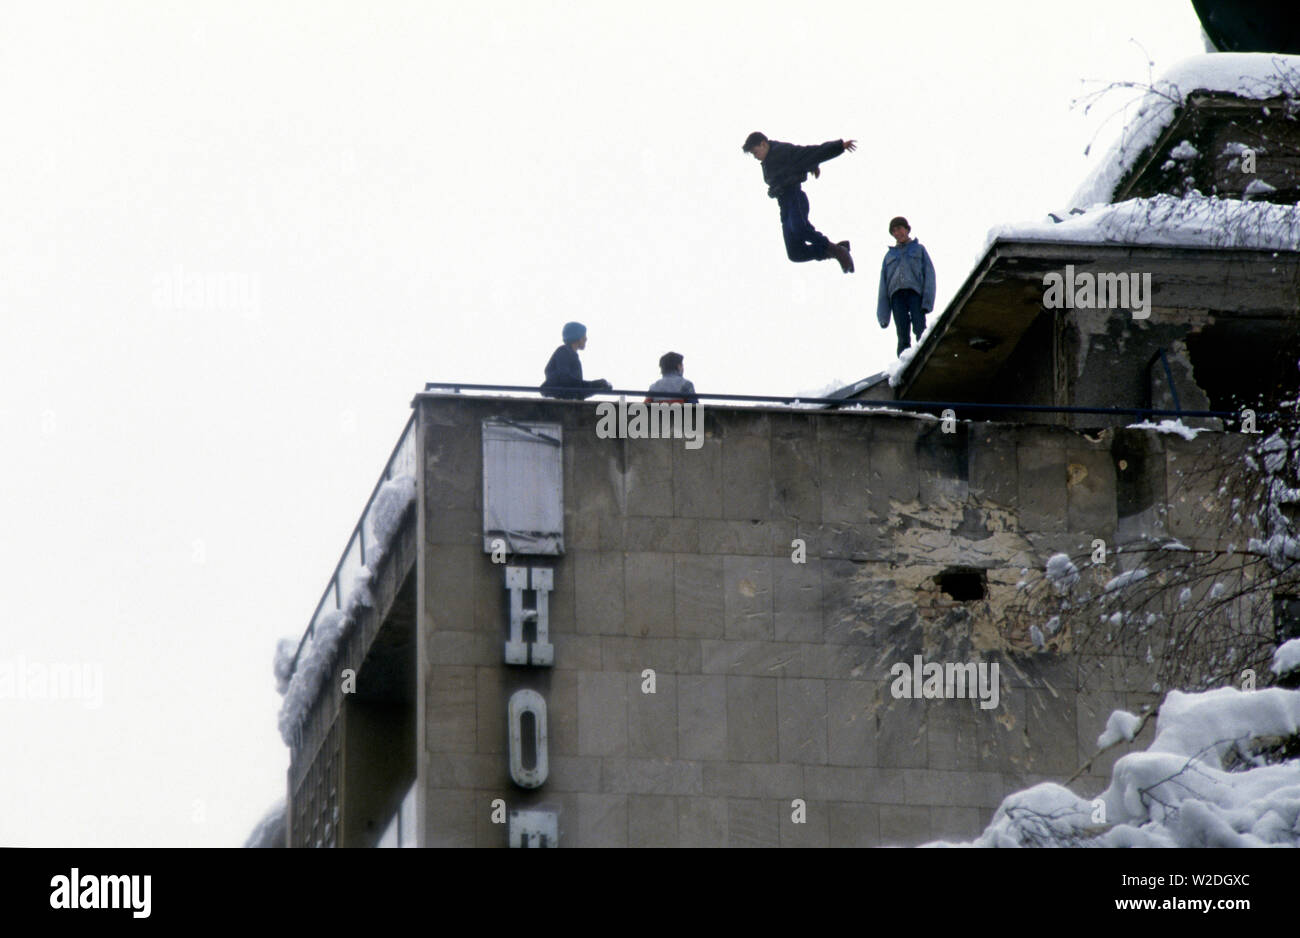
[776, 188, 831, 262]
[890, 288, 926, 355]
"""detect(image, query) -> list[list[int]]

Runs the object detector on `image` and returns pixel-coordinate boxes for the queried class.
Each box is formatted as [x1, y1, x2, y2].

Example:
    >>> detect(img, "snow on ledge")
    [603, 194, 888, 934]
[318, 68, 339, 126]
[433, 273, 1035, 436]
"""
[275, 474, 417, 746]
[1125, 418, 1213, 440]
[988, 194, 1300, 255]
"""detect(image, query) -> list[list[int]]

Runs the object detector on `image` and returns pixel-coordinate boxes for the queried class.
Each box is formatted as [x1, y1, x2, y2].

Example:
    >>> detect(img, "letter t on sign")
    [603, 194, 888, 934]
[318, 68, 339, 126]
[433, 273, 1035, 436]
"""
[503, 565, 555, 666]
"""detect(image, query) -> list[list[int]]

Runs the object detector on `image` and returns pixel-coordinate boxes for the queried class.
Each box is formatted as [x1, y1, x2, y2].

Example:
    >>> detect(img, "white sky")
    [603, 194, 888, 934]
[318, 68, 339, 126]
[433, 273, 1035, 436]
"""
[0, 0, 1206, 846]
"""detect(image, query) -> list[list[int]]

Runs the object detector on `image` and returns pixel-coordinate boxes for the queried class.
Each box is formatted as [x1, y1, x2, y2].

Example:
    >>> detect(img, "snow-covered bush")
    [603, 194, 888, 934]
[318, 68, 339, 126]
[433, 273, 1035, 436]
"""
[928, 684, 1300, 847]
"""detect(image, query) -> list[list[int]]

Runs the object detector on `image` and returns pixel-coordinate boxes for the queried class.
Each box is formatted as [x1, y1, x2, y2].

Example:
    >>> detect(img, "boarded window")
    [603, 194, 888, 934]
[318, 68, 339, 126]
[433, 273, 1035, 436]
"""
[482, 420, 564, 555]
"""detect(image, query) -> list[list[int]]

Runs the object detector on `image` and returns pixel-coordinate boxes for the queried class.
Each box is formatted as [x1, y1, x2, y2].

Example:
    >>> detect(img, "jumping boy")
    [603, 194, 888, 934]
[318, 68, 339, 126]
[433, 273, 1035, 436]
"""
[742, 131, 857, 273]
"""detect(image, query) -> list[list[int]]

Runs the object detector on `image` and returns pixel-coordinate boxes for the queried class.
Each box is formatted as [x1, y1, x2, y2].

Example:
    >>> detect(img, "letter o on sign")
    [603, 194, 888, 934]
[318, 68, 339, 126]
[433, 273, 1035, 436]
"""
[508, 689, 549, 788]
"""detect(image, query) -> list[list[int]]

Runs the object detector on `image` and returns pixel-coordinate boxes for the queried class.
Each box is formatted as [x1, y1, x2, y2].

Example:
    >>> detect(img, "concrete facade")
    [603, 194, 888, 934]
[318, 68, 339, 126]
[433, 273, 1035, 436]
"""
[408, 394, 1257, 846]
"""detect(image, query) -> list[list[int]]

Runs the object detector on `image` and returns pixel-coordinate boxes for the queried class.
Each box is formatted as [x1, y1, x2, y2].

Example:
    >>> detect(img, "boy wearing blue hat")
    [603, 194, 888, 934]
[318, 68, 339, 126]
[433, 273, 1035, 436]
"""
[541, 322, 613, 400]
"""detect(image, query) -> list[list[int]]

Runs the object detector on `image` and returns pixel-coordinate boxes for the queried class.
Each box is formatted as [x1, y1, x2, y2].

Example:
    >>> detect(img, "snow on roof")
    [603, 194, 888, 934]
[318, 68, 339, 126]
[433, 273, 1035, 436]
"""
[1067, 53, 1300, 211]
[987, 193, 1300, 253]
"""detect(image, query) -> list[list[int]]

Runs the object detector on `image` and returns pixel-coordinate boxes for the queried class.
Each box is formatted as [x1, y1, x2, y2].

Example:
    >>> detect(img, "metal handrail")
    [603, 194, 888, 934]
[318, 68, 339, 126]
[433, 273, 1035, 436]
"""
[420, 381, 1251, 420]
[289, 412, 418, 675]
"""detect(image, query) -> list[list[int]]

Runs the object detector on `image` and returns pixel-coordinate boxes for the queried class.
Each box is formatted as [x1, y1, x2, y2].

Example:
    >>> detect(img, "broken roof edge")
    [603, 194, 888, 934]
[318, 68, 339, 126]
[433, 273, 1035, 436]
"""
[1065, 52, 1300, 212]
[891, 233, 1300, 398]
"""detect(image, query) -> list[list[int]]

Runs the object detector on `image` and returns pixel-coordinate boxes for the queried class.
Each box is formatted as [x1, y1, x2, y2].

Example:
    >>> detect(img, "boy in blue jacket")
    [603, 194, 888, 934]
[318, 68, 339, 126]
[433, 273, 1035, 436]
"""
[876, 216, 936, 356]
[742, 131, 857, 273]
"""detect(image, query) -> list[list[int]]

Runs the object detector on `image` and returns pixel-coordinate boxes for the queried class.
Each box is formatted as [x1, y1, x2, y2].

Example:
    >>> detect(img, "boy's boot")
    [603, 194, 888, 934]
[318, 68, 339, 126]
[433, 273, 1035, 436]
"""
[827, 241, 854, 273]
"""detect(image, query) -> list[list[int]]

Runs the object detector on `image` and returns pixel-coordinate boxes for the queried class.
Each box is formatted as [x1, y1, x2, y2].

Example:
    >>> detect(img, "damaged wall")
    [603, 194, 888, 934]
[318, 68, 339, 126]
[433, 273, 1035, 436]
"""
[415, 395, 1262, 846]
[1065, 307, 1218, 430]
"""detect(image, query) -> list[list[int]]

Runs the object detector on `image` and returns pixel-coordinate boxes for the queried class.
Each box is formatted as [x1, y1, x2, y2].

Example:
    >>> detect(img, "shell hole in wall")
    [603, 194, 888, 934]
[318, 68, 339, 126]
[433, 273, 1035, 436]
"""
[937, 567, 987, 602]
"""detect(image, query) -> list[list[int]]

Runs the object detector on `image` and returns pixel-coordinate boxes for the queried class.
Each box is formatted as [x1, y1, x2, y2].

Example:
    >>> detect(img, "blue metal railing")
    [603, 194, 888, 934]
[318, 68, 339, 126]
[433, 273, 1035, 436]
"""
[420, 381, 1245, 420]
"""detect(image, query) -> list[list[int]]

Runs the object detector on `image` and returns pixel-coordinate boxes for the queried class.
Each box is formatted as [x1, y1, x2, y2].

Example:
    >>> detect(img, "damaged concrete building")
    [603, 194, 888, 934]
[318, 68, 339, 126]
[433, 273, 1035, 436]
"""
[271, 54, 1300, 847]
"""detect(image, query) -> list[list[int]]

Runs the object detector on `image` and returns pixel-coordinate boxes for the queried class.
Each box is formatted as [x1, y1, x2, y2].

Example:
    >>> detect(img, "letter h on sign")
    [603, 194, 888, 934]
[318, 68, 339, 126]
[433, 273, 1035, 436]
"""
[504, 565, 554, 666]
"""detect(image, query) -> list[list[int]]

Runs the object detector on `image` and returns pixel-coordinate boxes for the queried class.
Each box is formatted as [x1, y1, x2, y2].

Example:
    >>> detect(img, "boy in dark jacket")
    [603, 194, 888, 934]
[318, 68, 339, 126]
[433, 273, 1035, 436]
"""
[541, 322, 612, 400]
[742, 131, 857, 273]
[876, 216, 937, 356]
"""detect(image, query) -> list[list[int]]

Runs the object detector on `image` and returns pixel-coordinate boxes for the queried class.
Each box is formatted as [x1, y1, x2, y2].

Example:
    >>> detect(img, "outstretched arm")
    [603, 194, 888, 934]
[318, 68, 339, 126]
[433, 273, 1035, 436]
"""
[791, 139, 853, 175]
[808, 139, 854, 177]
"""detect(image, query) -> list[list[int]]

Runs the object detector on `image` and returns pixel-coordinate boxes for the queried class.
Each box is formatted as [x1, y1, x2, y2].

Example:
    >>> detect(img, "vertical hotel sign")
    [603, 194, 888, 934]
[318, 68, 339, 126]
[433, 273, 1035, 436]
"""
[482, 420, 563, 846]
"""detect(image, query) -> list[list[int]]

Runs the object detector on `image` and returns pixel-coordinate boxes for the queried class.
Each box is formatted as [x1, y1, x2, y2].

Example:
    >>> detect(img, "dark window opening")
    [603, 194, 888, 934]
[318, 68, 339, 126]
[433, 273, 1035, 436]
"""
[1185, 324, 1300, 416]
[1274, 594, 1300, 645]
[937, 567, 987, 601]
